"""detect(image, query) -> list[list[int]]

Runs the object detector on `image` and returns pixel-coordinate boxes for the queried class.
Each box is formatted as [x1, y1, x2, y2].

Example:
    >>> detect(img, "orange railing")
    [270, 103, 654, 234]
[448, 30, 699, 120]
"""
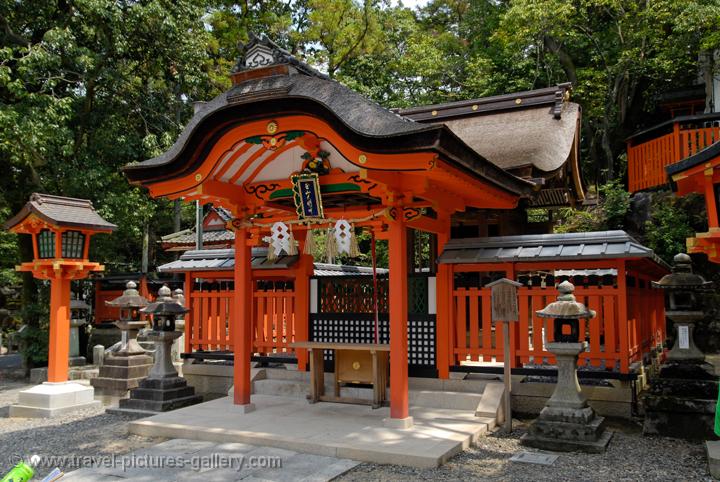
[628, 118, 720, 192]
[188, 289, 233, 350]
[186, 285, 296, 354]
[451, 280, 664, 373]
[253, 287, 296, 354]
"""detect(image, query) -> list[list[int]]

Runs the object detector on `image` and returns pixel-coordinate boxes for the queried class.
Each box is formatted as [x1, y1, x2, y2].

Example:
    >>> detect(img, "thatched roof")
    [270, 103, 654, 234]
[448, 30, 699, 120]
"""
[441, 102, 580, 174]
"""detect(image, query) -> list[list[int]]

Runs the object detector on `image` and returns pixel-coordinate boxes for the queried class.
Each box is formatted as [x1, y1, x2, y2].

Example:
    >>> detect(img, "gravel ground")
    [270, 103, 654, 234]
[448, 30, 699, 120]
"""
[0, 380, 164, 474]
[0, 379, 713, 481]
[339, 419, 712, 482]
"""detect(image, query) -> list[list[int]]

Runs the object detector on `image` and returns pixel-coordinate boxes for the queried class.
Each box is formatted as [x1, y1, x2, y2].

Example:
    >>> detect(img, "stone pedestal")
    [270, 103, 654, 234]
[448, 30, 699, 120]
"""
[521, 342, 612, 453]
[69, 319, 87, 366]
[9, 381, 101, 418]
[642, 360, 718, 440]
[110, 330, 201, 416]
[643, 309, 719, 440]
[91, 354, 153, 400]
[172, 319, 185, 363]
[91, 320, 153, 400]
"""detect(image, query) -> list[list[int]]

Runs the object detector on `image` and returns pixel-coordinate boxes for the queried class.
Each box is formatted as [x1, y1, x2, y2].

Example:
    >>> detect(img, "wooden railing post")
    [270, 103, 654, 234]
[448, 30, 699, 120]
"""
[184, 272, 193, 354]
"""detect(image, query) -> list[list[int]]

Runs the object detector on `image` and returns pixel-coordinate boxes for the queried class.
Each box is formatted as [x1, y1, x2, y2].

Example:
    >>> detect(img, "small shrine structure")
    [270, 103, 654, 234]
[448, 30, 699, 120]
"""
[123, 35, 668, 426]
[667, 141, 720, 262]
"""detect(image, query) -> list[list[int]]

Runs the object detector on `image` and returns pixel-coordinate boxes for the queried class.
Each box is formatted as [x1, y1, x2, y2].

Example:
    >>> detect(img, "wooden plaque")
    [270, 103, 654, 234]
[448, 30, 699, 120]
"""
[486, 278, 522, 322]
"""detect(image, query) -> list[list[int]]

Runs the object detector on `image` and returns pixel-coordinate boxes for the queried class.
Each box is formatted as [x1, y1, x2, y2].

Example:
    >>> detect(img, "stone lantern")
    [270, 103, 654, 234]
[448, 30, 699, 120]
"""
[91, 281, 153, 401]
[112, 286, 202, 415]
[651, 253, 712, 363]
[172, 288, 186, 363]
[521, 280, 613, 453]
[69, 294, 90, 366]
[643, 253, 717, 439]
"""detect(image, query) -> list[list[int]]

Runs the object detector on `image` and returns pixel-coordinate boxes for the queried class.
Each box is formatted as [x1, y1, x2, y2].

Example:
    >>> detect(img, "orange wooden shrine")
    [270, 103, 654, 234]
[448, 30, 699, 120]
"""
[123, 35, 665, 423]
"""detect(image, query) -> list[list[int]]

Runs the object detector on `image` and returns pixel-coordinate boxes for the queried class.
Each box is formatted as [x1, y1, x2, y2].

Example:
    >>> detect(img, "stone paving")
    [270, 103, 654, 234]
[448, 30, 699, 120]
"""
[61, 438, 359, 481]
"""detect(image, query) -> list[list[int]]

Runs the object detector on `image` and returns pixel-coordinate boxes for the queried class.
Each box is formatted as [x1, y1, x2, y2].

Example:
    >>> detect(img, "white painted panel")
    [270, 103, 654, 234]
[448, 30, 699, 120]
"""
[310, 279, 318, 313]
[211, 141, 245, 179]
[235, 147, 274, 184]
[428, 276, 436, 314]
[251, 145, 305, 182]
[319, 141, 360, 173]
[219, 143, 263, 182]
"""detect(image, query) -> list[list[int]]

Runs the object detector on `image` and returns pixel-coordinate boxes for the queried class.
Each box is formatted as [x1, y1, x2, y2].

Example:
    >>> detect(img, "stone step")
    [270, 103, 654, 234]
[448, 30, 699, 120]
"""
[261, 367, 491, 393]
[252, 377, 504, 422]
[408, 390, 483, 411]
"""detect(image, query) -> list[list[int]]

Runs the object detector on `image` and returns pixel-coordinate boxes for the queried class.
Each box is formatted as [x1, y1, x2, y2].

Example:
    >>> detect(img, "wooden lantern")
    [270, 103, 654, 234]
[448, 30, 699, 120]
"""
[4, 194, 116, 382]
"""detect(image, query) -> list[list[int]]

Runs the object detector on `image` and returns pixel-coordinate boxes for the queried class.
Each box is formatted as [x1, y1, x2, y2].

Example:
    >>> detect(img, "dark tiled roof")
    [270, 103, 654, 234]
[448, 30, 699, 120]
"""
[157, 248, 387, 276]
[395, 83, 572, 122]
[4, 193, 117, 231]
[161, 229, 234, 248]
[438, 230, 668, 268]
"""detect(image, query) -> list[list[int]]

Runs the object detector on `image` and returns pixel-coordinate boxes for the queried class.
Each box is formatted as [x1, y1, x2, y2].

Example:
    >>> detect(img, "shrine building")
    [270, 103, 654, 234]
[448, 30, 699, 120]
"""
[123, 35, 667, 425]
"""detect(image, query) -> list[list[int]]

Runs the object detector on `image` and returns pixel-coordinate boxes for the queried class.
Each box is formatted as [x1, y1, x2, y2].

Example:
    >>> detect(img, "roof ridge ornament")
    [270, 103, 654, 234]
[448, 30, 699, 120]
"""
[232, 33, 329, 81]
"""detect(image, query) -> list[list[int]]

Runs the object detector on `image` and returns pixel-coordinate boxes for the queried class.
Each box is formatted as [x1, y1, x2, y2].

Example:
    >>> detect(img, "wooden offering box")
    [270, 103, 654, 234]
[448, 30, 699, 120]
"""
[291, 342, 389, 408]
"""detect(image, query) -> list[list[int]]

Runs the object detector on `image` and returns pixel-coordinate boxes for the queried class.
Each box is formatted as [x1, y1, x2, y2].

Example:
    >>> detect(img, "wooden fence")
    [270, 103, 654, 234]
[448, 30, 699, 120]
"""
[451, 281, 664, 373]
[185, 284, 296, 354]
[628, 124, 720, 192]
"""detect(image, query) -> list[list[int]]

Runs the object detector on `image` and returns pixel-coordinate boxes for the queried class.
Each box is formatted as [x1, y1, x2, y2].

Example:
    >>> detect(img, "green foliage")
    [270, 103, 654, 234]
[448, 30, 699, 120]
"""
[555, 181, 630, 233]
[2, 0, 719, 331]
[17, 302, 49, 366]
[599, 180, 630, 230]
[644, 195, 696, 264]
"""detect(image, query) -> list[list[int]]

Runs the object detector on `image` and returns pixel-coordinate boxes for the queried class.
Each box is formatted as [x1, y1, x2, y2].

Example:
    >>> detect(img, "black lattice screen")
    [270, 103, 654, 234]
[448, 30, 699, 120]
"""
[309, 313, 437, 377]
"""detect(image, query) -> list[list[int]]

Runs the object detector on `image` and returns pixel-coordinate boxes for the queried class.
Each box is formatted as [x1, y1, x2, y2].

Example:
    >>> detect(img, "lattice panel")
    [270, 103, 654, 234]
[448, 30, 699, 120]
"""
[408, 276, 428, 314]
[318, 278, 389, 313]
[309, 313, 436, 368]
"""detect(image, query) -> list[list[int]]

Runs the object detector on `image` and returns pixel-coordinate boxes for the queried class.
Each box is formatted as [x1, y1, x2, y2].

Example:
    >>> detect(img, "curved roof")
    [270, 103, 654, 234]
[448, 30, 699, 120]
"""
[4, 193, 116, 232]
[123, 37, 532, 197]
[441, 102, 580, 173]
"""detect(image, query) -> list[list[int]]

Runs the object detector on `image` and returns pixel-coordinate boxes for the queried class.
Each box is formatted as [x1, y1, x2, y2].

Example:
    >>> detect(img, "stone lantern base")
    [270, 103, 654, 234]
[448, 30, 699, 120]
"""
[9, 381, 101, 418]
[643, 360, 718, 440]
[108, 331, 201, 416]
[90, 353, 153, 401]
[521, 342, 613, 453]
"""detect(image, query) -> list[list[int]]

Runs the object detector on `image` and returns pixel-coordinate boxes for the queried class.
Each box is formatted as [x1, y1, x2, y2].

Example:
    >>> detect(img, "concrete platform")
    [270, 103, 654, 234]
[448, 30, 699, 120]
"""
[9, 381, 101, 418]
[128, 395, 493, 468]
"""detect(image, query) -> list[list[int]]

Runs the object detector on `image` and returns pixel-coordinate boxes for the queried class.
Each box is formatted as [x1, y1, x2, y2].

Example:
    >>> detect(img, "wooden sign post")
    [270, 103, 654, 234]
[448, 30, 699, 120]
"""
[486, 278, 522, 433]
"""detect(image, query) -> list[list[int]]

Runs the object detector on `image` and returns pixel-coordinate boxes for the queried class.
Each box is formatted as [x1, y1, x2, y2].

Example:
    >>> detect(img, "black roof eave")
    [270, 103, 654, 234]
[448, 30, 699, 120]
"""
[666, 141, 720, 178]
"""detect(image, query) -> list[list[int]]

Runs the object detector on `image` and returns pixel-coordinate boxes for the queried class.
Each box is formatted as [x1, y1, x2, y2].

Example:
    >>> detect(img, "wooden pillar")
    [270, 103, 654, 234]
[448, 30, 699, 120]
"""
[388, 216, 410, 420]
[294, 253, 313, 371]
[704, 169, 719, 229]
[616, 260, 630, 373]
[436, 229, 452, 379]
[47, 277, 71, 383]
[233, 227, 253, 405]
[184, 271, 193, 354]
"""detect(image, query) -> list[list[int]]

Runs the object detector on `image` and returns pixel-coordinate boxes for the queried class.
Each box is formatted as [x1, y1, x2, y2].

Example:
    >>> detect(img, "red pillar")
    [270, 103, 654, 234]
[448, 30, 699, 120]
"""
[436, 228, 452, 379]
[184, 272, 193, 354]
[233, 227, 253, 405]
[47, 278, 71, 383]
[294, 253, 312, 371]
[704, 171, 719, 229]
[388, 216, 409, 421]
